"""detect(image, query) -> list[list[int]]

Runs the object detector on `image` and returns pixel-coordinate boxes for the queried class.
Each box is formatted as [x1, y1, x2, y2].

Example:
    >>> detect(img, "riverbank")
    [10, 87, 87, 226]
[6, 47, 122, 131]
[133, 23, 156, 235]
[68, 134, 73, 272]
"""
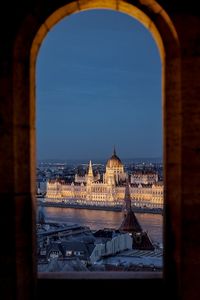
[38, 200, 163, 215]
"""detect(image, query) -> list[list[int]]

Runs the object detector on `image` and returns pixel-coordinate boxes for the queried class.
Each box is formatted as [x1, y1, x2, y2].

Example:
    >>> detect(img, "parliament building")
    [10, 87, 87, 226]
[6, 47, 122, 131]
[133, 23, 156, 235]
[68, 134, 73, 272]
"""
[46, 149, 163, 209]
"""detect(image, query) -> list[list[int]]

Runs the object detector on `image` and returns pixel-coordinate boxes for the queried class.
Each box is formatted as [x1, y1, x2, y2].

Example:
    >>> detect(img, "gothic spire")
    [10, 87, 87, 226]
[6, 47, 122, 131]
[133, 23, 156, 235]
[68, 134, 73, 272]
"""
[119, 181, 142, 232]
[87, 160, 94, 177]
[123, 180, 132, 214]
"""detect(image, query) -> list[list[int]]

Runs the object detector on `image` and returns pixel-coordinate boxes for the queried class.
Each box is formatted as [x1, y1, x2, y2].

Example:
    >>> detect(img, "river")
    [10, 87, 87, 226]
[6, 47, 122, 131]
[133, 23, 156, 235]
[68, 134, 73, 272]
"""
[40, 206, 163, 244]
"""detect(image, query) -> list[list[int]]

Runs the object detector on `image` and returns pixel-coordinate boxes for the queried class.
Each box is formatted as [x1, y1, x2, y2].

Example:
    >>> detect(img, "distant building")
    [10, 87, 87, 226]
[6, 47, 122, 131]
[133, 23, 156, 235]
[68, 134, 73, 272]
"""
[36, 178, 47, 195]
[46, 148, 163, 209]
[131, 170, 158, 184]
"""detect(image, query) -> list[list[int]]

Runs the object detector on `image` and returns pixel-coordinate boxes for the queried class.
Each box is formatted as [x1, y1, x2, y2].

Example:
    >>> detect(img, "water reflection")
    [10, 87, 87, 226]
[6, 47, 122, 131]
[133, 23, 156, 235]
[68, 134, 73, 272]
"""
[39, 206, 163, 244]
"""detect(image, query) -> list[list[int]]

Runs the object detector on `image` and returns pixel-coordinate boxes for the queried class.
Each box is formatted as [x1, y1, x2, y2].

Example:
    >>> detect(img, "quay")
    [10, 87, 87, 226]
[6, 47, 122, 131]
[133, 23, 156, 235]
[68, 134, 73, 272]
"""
[37, 199, 163, 215]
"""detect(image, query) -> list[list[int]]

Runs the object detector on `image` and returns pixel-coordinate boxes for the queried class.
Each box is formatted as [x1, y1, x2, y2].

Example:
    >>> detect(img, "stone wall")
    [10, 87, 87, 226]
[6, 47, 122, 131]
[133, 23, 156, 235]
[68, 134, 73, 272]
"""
[0, 1, 200, 299]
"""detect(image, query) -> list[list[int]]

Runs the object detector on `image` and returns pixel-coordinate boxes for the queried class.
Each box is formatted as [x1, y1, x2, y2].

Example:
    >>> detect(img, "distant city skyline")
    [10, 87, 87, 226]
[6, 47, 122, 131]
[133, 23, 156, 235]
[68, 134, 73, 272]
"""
[36, 9, 162, 161]
[37, 156, 162, 164]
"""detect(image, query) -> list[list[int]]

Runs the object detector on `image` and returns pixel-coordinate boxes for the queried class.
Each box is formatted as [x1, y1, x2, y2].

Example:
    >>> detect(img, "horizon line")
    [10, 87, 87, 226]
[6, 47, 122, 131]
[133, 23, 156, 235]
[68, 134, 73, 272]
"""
[37, 156, 163, 161]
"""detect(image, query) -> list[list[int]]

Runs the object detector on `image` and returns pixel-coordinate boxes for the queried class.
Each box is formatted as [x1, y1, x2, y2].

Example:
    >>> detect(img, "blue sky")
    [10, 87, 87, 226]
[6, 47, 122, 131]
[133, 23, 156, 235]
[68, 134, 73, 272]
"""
[36, 9, 162, 161]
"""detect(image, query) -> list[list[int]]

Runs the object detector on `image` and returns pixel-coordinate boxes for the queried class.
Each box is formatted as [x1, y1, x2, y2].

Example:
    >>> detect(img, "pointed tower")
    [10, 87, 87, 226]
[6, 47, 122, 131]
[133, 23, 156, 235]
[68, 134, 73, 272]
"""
[120, 181, 142, 232]
[87, 160, 94, 184]
[119, 181, 154, 250]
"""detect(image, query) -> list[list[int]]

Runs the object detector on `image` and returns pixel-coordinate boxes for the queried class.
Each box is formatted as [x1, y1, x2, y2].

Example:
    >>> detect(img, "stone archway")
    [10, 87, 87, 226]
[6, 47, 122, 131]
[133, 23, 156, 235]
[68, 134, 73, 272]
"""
[12, 0, 181, 297]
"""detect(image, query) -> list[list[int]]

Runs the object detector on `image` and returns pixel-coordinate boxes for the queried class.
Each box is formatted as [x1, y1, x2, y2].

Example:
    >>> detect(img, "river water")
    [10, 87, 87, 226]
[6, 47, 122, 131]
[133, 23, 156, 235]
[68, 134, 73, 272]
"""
[41, 206, 163, 244]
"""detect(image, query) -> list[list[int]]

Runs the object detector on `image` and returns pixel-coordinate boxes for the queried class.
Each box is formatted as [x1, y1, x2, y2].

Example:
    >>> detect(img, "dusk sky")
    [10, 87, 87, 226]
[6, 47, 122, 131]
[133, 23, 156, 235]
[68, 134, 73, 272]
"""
[36, 9, 162, 161]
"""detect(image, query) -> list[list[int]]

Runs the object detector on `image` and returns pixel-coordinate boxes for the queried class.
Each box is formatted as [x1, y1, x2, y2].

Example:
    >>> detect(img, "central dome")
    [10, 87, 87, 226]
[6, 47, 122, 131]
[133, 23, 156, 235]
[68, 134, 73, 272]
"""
[106, 148, 123, 168]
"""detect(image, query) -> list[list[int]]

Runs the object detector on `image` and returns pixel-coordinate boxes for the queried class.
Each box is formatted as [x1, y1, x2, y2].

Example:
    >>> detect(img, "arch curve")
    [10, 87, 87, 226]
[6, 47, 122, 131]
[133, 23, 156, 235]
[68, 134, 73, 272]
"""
[12, 0, 181, 292]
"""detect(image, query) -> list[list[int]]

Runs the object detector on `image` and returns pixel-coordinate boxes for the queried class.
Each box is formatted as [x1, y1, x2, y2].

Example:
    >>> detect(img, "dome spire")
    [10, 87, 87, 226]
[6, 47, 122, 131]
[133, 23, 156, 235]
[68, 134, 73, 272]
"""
[113, 145, 116, 156]
[106, 146, 123, 168]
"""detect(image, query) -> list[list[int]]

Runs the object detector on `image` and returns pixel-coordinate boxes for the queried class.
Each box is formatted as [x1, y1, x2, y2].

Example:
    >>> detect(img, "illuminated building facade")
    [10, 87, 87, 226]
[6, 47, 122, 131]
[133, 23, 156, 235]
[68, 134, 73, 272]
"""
[46, 149, 163, 209]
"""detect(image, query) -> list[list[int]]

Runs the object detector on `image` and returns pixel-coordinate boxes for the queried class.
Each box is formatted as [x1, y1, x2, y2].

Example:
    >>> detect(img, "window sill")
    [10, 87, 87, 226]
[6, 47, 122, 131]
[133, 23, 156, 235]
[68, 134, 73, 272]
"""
[38, 271, 163, 279]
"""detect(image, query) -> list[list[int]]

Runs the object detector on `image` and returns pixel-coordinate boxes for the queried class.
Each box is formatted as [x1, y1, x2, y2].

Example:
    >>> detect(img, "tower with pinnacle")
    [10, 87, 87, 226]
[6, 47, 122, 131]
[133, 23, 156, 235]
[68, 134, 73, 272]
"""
[119, 181, 154, 250]
[87, 160, 94, 184]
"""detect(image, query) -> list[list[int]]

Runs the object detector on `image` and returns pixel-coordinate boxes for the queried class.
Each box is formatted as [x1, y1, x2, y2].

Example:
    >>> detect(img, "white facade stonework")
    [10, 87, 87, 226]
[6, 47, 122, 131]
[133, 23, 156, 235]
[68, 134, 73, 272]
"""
[46, 150, 163, 208]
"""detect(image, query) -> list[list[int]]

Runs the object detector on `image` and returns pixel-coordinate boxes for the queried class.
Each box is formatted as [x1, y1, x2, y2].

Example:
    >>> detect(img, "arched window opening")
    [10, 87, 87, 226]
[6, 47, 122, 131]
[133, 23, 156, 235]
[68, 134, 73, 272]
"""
[36, 9, 163, 277]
